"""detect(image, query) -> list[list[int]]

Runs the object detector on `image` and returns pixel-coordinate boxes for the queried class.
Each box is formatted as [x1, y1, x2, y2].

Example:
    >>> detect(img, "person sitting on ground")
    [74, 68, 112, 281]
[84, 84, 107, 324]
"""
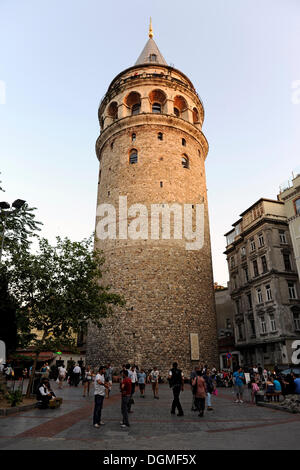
[37, 378, 60, 409]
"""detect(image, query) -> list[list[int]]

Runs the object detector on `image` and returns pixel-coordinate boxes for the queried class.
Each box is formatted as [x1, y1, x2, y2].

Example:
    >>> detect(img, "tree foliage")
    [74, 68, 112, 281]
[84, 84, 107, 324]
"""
[7, 236, 124, 353]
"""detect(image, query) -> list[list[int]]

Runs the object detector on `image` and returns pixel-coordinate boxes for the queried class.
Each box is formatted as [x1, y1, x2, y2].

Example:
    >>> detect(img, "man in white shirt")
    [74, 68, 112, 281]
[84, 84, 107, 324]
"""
[93, 366, 109, 428]
[73, 364, 81, 387]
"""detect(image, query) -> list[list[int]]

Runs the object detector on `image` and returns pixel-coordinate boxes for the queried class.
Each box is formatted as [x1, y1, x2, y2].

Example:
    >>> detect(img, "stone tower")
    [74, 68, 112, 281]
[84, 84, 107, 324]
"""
[86, 25, 218, 375]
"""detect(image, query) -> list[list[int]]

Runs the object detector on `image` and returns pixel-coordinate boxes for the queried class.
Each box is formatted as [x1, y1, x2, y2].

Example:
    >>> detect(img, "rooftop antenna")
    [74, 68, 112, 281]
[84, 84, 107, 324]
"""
[149, 17, 153, 38]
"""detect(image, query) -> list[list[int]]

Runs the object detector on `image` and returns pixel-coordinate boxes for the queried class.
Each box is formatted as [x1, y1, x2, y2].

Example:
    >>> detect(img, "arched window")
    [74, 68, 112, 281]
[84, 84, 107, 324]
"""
[124, 91, 141, 116]
[193, 107, 199, 124]
[173, 107, 180, 117]
[182, 138, 186, 146]
[132, 133, 136, 142]
[152, 102, 161, 113]
[181, 155, 189, 169]
[174, 95, 188, 119]
[107, 101, 118, 121]
[132, 103, 141, 115]
[129, 149, 138, 164]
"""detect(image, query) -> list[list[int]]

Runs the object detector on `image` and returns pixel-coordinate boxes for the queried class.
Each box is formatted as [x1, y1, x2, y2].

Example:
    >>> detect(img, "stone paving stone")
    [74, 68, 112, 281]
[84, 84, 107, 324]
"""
[0, 381, 300, 450]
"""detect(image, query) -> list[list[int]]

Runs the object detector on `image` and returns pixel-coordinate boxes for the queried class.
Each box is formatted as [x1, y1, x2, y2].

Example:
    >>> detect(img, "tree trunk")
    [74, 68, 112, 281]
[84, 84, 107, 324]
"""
[26, 352, 38, 398]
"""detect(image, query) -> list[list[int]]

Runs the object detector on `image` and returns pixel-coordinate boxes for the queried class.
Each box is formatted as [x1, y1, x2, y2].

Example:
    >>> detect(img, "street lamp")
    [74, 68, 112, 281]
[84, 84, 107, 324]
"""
[0, 199, 26, 262]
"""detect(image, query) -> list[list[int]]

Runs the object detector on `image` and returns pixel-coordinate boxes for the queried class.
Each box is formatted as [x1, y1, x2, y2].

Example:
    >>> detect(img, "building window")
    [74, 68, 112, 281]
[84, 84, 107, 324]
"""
[253, 259, 259, 277]
[247, 293, 253, 309]
[260, 316, 267, 334]
[152, 102, 161, 113]
[261, 255, 268, 273]
[158, 132, 163, 140]
[237, 323, 244, 341]
[249, 318, 256, 336]
[288, 282, 297, 299]
[257, 288, 263, 304]
[132, 103, 141, 115]
[149, 53, 157, 62]
[269, 314, 277, 332]
[129, 149, 138, 164]
[266, 284, 272, 301]
[293, 312, 300, 330]
[258, 233, 264, 247]
[279, 230, 287, 244]
[182, 138, 186, 146]
[230, 256, 235, 269]
[111, 141, 114, 149]
[160, 181, 163, 188]
[243, 266, 249, 282]
[233, 276, 238, 289]
[250, 238, 256, 252]
[295, 198, 300, 215]
[181, 155, 189, 169]
[174, 107, 180, 117]
[235, 299, 241, 314]
[283, 253, 292, 271]
[131, 133, 136, 142]
[241, 246, 246, 257]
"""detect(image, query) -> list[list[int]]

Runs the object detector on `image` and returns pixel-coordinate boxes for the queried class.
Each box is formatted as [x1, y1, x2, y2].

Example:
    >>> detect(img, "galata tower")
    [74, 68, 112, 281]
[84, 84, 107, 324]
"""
[86, 22, 218, 375]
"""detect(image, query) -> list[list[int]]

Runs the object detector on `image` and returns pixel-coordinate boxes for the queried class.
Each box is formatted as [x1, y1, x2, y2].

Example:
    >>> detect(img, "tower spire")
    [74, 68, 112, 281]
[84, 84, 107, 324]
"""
[149, 17, 153, 38]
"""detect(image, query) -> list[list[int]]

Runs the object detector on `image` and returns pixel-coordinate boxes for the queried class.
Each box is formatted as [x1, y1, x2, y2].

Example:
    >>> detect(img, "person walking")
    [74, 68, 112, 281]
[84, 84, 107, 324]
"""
[57, 364, 67, 389]
[168, 362, 184, 416]
[150, 367, 160, 399]
[83, 366, 93, 397]
[190, 366, 199, 411]
[73, 363, 81, 387]
[93, 366, 108, 428]
[137, 369, 147, 397]
[203, 368, 215, 411]
[192, 369, 207, 417]
[120, 369, 132, 428]
[127, 365, 137, 412]
[233, 367, 245, 403]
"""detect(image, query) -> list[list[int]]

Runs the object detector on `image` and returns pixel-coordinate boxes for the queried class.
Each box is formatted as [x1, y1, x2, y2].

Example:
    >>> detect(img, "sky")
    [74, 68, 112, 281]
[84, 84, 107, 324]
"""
[0, 0, 299, 286]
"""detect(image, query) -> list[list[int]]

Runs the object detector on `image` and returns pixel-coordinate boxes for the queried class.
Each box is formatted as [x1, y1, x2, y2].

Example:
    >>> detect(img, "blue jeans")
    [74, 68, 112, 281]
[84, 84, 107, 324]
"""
[93, 394, 104, 425]
[207, 392, 212, 407]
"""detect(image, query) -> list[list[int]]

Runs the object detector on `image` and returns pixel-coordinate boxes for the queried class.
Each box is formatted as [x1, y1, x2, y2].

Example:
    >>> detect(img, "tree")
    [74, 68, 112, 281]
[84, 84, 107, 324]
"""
[7, 236, 124, 397]
[0, 175, 42, 358]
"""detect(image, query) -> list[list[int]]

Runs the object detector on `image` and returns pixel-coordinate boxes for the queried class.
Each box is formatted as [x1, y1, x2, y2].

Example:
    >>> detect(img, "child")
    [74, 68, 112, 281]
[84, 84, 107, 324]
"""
[251, 378, 260, 404]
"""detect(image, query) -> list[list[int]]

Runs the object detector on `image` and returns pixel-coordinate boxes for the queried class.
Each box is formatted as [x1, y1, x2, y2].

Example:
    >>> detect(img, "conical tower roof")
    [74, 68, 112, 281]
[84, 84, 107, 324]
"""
[135, 19, 167, 66]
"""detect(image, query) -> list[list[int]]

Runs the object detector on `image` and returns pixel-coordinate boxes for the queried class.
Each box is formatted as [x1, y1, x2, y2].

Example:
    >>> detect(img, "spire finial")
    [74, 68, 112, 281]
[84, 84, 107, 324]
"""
[149, 17, 153, 38]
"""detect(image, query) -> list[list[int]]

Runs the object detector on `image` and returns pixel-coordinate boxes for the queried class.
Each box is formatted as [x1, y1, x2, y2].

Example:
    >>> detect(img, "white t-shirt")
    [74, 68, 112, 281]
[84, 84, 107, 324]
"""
[94, 373, 105, 396]
[58, 367, 66, 377]
[73, 366, 81, 374]
[128, 369, 137, 383]
[150, 370, 159, 382]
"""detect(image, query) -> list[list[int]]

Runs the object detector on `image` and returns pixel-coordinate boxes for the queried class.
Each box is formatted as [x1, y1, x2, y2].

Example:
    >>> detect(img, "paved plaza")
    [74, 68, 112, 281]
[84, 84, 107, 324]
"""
[0, 381, 300, 450]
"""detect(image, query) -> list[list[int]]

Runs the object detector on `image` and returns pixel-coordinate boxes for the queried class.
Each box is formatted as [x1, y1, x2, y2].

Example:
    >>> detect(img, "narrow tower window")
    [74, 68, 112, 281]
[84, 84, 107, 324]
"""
[158, 132, 163, 140]
[174, 107, 180, 117]
[132, 133, 136, 142]
[129, 149, 138, 164]
[149, 54, 157, 62]
[181, 155, 189, 169]
[160, 181, 163, 188]
[182, 138, 186, 146]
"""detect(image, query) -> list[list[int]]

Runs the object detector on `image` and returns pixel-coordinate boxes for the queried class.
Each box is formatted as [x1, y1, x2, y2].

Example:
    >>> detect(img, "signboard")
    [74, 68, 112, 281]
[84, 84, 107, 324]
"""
[190, 333, 200, 361]
[226, 352, 232, 359]
[0, 340, 6, 365]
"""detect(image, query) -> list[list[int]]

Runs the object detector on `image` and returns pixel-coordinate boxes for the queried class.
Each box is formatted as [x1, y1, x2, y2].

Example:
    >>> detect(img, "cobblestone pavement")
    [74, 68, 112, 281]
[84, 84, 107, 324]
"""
[1, 381, 300, 450]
